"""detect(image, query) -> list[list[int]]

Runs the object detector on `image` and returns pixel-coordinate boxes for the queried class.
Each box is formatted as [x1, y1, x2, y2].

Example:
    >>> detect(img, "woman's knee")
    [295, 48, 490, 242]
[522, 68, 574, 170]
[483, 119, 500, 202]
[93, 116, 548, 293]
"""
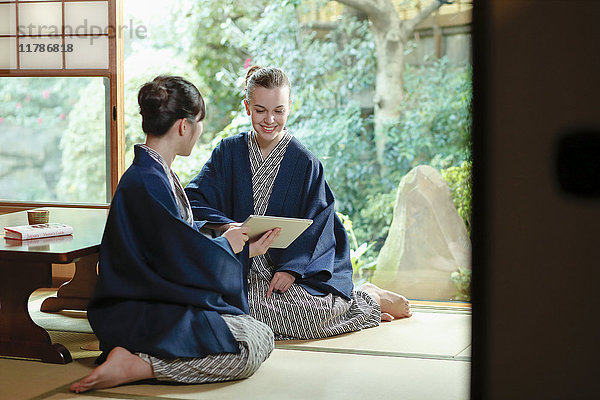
[243, 320, 274, 366]
[252, 320, 275, 354]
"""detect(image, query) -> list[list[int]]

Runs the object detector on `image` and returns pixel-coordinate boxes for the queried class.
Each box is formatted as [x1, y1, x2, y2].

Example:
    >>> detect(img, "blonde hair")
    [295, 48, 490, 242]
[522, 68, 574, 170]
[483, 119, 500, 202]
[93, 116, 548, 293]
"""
[244, 66, 291, 102]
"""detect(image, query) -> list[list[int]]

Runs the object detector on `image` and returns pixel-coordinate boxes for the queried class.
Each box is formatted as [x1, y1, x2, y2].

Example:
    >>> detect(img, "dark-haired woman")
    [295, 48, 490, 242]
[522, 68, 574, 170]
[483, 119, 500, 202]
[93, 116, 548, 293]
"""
[185, 66, 411, 341]
[70, 76, 274, 394]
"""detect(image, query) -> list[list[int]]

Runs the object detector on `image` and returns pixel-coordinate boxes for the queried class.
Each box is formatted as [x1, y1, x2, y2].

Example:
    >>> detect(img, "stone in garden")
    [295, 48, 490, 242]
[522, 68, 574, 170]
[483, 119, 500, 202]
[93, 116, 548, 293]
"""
[372, 165, 471, 300]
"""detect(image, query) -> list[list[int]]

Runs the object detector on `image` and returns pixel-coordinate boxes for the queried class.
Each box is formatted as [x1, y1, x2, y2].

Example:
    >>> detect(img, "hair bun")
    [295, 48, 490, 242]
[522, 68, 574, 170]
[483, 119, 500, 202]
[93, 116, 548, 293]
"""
[245, 65, 262, 89]
[139, 84, 169, 114]
[137, 75, 205, 137]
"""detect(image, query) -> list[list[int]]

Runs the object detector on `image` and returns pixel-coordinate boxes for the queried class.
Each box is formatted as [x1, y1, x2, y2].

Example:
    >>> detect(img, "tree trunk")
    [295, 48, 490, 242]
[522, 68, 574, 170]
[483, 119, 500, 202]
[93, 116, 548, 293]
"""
[371, 12, 404, 173]
[334, 0, 446, 175]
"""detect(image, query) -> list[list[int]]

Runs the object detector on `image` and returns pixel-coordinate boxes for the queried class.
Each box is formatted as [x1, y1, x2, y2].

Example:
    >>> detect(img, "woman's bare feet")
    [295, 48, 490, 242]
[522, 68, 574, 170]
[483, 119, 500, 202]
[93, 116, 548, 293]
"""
[69, 347, 154, 393]
[360, 282, 412, 321]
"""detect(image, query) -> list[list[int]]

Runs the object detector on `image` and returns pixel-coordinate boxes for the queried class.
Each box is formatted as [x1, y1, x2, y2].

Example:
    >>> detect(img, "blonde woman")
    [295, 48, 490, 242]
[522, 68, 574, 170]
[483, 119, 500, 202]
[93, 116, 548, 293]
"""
[186, 66, 411, 341]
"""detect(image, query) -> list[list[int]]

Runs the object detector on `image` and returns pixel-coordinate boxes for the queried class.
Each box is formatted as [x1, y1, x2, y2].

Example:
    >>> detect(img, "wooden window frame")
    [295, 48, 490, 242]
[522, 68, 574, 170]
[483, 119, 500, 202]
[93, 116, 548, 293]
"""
[0, 0, 124, 211]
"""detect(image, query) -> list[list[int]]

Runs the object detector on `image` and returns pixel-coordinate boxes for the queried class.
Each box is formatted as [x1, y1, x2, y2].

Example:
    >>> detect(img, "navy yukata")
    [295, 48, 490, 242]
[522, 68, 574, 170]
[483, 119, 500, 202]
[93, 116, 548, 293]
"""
[185, 131, 380, 340]
[88, 145, 273, 383]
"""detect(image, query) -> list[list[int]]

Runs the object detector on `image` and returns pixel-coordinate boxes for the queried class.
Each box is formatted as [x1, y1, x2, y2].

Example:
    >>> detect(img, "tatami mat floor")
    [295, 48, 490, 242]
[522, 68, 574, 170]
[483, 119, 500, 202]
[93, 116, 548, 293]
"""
[1, 290, 471, 400]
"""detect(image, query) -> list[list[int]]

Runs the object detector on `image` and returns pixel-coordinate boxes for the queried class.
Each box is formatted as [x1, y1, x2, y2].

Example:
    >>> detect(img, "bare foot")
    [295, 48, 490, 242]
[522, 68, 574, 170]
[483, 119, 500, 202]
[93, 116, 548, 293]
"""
[360, 282, 412, 320]
[381, 312, 394, 322]
[69, 347, 154, 393]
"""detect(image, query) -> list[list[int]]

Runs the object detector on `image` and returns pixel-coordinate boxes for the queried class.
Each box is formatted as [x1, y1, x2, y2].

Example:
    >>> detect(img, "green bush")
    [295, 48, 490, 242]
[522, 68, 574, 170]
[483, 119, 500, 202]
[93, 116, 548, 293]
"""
[337, 59, 472, 255]
[442, 161, 472, 302]
[441, 160, 472, 235]
[450, 266, 471, 301]
[337, 212, 377, 285]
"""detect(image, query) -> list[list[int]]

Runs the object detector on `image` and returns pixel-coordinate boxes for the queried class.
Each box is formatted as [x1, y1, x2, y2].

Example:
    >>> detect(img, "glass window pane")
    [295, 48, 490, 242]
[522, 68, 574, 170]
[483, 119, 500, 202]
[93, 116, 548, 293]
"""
[18, 3, 62, 36]
[0, 37, 17, 68]
[18, 36, 63, 69]
[0, 77, 109, 204]
[65, 36, 108, 69]
[0, 4, 16, 35]
[64, 1, 108, 34]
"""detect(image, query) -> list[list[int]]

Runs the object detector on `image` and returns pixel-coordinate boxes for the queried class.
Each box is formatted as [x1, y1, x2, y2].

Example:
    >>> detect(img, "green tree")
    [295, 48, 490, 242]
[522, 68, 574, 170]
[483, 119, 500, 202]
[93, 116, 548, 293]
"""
[0, 77, 89, 201]
[217, 2, 470, 254]
[58, 48, 206, 201]
[172, 1, 471, 262]
[179, 0, 271, 141]
[57, 79, 109, 203]
[334, 0, 452, 174]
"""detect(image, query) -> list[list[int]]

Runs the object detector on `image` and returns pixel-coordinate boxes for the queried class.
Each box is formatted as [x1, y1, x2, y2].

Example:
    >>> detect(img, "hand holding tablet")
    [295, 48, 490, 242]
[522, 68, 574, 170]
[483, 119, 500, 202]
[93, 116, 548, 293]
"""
[241, 215, 313, 249]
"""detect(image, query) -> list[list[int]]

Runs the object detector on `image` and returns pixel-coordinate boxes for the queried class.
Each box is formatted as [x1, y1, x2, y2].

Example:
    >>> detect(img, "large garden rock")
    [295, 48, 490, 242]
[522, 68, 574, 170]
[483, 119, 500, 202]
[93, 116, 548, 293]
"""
[372, 165, 471, 300]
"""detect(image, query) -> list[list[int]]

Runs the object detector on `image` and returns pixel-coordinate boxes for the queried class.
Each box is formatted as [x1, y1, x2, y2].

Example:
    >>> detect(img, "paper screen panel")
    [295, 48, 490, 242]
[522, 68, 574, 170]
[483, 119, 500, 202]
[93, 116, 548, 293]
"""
[19, 2, 62, 36]
[64, 1, 109, 35]
[0, 37, 17, 68]
[65, 36, 108, 69]
[0, 3, 16, 35]
[19, 36, 63, 69]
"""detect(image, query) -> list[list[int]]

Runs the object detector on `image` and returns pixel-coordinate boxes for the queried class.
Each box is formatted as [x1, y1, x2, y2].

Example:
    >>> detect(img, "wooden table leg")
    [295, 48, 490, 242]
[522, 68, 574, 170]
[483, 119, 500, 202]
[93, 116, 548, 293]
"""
[41, 253, 98, 312]
[0, 260, 72, 364]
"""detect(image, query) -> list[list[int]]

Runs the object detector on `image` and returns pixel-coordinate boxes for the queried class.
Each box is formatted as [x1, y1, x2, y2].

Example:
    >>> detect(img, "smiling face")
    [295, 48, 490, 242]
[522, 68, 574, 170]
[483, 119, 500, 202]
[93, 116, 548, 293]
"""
[244, 85, 291, 148]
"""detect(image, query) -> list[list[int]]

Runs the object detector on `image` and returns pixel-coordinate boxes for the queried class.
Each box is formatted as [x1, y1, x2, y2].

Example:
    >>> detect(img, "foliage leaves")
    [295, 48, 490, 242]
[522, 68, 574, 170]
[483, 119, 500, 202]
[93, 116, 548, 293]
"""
[1, 1, 472, 281]
[178, 1, 473, 263]
[441, 160, 472, 235]
[0, 77, 92, 201]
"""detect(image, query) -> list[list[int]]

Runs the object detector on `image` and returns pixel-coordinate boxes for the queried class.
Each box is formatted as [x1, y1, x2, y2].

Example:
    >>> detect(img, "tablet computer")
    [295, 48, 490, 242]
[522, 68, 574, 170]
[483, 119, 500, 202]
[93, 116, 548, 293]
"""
[241, 215, 313, 249]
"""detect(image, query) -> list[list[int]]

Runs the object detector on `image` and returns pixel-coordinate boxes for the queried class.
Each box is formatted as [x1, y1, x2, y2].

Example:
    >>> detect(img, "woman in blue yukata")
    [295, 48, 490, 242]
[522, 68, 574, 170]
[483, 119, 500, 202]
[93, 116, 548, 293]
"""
[185, 66, 412, 341]
[70, 75, 274, 394]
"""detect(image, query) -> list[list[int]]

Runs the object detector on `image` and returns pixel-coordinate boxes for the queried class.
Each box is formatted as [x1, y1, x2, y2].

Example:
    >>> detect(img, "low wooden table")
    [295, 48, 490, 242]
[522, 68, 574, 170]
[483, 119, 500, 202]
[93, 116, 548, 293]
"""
[0, 207, 107, 364]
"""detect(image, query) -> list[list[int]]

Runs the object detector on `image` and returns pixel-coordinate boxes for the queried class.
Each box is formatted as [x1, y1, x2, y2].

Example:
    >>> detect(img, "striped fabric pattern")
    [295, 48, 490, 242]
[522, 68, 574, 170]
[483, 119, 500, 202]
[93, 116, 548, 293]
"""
[247, 130, 293, 282]
[247, 130, 293, 216]
[141, 314, 274, 383]
[246, 131, 381, 340]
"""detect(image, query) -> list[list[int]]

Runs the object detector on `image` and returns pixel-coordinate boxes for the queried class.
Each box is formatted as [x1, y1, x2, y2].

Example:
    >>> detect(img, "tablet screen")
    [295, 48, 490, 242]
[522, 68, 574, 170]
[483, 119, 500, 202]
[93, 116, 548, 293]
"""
[242, 215, 313, 249]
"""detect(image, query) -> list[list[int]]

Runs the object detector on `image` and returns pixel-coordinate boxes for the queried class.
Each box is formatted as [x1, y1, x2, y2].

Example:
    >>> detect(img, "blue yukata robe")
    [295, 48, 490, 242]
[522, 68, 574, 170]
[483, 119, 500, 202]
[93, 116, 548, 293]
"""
[88, 146, 247, 359]
[185, 132, 354, 301]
